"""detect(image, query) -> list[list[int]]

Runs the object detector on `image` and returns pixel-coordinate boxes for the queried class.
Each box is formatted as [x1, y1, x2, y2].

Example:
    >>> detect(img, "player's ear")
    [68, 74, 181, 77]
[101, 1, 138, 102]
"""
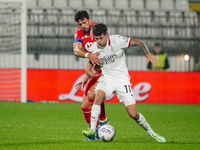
[105, 32, 108, 38]
[89, 17, 91, 23]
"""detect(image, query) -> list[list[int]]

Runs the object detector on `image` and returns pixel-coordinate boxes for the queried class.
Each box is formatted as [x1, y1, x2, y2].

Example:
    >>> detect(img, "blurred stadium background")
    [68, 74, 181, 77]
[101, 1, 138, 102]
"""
[0, 0, 200, 103]
[26, 0, 200, 71]
[1, 0, 200, 71]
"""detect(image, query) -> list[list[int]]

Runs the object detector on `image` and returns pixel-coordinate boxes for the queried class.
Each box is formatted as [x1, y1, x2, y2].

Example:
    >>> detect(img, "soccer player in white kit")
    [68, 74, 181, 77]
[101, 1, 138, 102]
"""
[82, 23, 166, 142]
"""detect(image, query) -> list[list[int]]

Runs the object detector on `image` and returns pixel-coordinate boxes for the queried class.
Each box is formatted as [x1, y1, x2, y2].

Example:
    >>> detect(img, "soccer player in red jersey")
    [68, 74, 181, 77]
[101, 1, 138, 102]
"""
[73, 10, 109, 137]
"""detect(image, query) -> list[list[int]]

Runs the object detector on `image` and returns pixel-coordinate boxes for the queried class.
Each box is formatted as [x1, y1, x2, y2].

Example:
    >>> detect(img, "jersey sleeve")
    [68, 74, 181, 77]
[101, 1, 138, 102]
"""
[74, 30, 82, 44]
[116, 35, 132, 49]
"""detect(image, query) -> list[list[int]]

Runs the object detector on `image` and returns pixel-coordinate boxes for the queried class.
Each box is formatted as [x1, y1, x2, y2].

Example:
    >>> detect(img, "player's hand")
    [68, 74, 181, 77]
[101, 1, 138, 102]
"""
[75, 78, 87, 90]
[87, 52, 101, 66]
[75, 81, 83, 90]
[86, 70, 99, 79]
[146, 53, 158, 64]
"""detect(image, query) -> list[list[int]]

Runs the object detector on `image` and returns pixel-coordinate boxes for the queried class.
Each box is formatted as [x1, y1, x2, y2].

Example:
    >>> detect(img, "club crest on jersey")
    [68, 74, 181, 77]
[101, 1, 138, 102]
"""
[85, 42, 94, 51]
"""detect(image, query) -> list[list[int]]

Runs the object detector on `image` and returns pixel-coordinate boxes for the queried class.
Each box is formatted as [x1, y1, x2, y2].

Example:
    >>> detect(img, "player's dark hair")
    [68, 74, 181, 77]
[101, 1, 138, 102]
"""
[93, 23, 107, 36]
[74, 10, 89, 22]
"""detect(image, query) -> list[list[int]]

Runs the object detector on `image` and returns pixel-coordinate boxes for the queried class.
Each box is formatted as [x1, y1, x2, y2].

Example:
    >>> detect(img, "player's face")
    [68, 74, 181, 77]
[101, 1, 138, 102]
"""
[77, 17, 91, 34]
[95, 33, 108, 47]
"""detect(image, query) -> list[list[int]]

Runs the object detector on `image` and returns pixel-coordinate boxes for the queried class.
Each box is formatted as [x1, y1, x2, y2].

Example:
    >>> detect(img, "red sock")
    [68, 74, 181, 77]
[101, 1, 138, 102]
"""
[81, 107, 99, 128]
[99, 102, 107, 121]
[88, 98, 94, 105]
[81, 107, 91, 126]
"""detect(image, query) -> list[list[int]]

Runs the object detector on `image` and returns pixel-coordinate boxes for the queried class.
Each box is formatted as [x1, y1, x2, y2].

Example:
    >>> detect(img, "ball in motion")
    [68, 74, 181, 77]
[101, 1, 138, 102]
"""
[98, 125, 116, 142]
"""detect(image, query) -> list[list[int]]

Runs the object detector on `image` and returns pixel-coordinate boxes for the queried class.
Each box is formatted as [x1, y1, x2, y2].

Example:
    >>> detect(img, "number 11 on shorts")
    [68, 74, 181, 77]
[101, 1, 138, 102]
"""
[124, 85, 132, 93]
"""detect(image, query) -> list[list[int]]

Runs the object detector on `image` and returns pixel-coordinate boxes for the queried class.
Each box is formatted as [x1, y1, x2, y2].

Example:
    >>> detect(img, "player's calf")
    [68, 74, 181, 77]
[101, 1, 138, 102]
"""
[126, 104, 139, 120]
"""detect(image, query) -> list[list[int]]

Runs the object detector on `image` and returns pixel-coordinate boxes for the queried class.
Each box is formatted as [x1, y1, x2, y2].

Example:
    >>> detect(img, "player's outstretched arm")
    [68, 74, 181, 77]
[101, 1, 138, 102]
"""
[130, 39, 158, 64]
[73, 42, 101, 65]
[75, 75, 89, 90]
[85, 62, 100, 79]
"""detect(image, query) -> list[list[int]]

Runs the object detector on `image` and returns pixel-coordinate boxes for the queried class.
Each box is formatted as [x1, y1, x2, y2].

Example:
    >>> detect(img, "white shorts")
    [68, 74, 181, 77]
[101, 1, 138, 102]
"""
[95, 76, 136, 106]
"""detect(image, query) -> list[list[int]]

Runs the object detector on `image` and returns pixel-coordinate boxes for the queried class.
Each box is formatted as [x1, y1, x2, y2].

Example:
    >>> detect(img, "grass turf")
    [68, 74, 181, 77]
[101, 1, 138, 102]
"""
[0, 102, 200, 150]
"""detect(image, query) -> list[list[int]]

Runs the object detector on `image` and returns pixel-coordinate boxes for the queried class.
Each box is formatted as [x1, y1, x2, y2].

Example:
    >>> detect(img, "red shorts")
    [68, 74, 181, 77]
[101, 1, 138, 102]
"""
[84, 73, 101, 95]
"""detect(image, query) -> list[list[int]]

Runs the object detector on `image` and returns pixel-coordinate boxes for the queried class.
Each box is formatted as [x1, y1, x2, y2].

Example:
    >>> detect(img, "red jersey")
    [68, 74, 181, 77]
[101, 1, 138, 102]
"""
[74, 23, 97, 53]
[74, 23, 101, 95]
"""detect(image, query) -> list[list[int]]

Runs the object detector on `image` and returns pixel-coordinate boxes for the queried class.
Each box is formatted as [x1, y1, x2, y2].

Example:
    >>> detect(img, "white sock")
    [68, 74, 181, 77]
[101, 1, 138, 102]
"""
[136, 113, 154, 136]
[91, 104, 101, 132]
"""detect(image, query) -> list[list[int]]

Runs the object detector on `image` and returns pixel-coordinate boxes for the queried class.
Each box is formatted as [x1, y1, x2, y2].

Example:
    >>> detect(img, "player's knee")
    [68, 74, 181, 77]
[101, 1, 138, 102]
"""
[87, 90, 95, 100]
[81, 95, 91, 109]
[94, 92, 104, 105]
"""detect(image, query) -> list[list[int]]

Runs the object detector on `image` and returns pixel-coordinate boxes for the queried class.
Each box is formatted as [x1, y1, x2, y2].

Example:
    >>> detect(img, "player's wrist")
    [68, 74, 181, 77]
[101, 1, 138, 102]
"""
[85, 52, 89, 58]
[145, 52, 151, 57]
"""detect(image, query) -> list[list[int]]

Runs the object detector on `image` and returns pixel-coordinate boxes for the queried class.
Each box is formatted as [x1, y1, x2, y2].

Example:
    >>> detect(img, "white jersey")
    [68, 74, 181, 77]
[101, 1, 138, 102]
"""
[89, 35, 132, 82]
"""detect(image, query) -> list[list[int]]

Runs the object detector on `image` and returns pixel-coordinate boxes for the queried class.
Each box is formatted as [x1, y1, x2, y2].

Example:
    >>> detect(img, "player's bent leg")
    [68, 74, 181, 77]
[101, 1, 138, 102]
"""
[94, 89, 106, 105]
[125, 104, 139, 120]
[82, 105, 102, 141]
[81, 94, 100, 127]
[90, 90, 106, 131]
[136, 112, 166, 142]
[87, 86, 95, 105]
[87, 83, 109, 125]
[81, 94, 100, 141]
[81, 94, 92, 126]
[84, 78, 97, 103]
[87, 83, 95, 101]
[82, 94, 92, 109]
[125, 104, 166, 142]
[99, 102, 110, 126]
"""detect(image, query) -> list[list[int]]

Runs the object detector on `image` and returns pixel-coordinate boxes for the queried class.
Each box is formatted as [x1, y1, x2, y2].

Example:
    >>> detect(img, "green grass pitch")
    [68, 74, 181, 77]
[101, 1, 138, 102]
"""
[0, 102, 200, 150]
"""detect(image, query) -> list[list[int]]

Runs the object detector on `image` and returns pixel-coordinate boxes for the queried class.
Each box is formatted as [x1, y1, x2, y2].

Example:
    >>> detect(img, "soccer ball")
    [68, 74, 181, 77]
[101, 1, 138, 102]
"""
[98, 125, 116, 142]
